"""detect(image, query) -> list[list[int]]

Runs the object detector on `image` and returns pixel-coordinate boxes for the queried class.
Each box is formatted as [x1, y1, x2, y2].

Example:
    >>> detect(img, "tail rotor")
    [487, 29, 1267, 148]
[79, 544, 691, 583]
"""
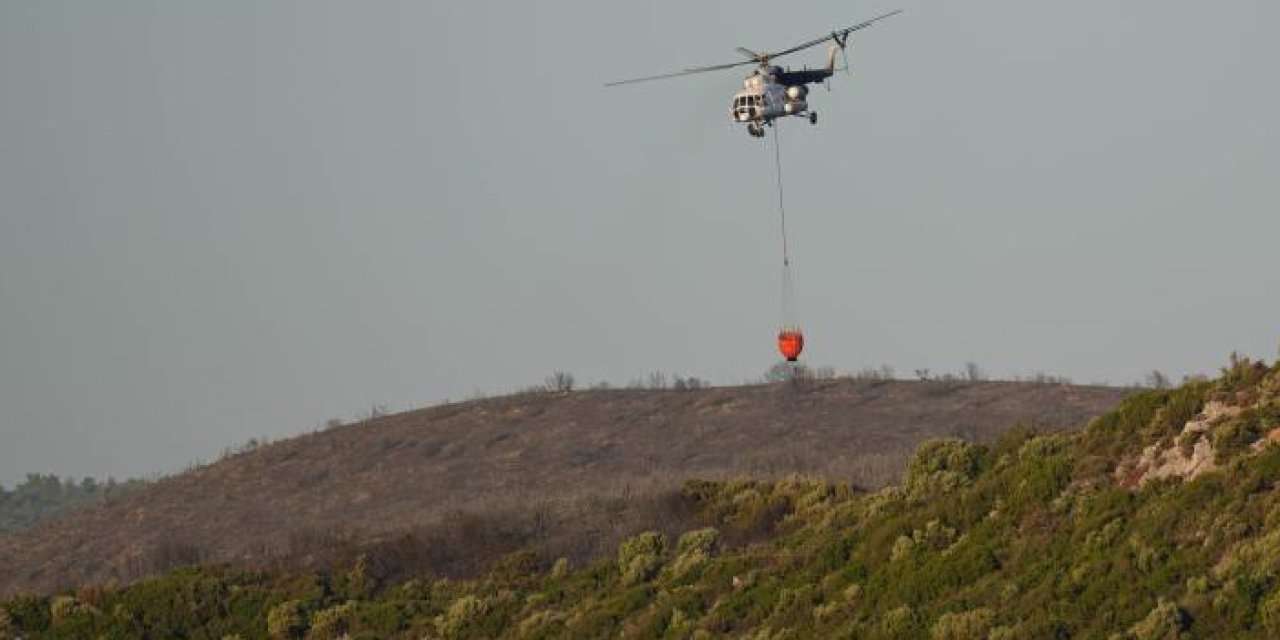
[832, 32, 852, 75]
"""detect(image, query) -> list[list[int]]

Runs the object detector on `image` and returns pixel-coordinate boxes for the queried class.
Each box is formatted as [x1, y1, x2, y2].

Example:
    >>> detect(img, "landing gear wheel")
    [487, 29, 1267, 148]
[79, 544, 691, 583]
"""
[809, 112, 818, 125]
[747, 122, 762, 138]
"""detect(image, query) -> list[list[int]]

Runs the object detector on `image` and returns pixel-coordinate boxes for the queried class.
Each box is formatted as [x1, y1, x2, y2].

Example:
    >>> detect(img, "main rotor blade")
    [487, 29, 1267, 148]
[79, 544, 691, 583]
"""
[604, 10, 901, 88]
[765, 10, 902, 61]
[605, 59, 755, 87]
[683, 59, 759, 74]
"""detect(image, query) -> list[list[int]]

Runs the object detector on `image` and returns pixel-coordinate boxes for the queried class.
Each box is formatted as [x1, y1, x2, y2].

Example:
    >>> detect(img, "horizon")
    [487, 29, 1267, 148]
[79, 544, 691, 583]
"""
[0, 360, 1246, 489]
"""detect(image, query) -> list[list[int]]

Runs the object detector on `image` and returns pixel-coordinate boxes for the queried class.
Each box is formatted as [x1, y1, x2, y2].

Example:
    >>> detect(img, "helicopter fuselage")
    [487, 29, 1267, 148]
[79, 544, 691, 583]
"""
[730, 66, 834, 137]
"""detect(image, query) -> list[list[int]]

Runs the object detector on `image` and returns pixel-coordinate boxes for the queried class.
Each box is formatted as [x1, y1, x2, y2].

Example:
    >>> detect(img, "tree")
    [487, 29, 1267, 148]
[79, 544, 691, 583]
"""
[1145, 369, 1171, 390]
[673, 375, 706, 390]
[543, 371, 575, 392]
[764, 362, 807, 383]
[964, 362, 986, 382]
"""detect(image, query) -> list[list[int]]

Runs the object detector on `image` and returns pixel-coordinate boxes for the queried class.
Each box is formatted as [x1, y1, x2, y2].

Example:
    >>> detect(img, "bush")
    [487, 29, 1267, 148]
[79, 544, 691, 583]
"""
[677, 528, 720, 556]
[906, 439, 987, 498]
[1127, 598, 1188, 640]
[1008, 435, 1075, 509]
[931, 607, 995, 640]
[1213, 409, 1265, 462]
[673, 375, 707, 390]
[664, 529, 720, 585]
[1146, 382, 1210, 442]
[617, 532, 666, 586]
[1258, 589, 1280, 633]
[1218, 352, 1268, 394]
[49, 595, 95, 625]
[912, 519, 959, 552]
[544, 371, 575, 392]
[550, 557, 571, 580]
[306, 601, 354, 640]
[1084, 390, 1167, 455]
[882, 605, 923, 639]
[267, 600, 307, 640]
[434, 595, 488, 638]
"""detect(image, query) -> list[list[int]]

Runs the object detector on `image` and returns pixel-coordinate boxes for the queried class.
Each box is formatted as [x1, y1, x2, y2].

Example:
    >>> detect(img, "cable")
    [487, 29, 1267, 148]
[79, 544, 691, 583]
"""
[773, 125, 789, 267]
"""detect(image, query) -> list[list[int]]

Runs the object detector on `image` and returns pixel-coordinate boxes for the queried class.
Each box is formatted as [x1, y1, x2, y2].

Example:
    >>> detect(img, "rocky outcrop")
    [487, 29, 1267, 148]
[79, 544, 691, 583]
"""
[1115, 401, 1239, 489]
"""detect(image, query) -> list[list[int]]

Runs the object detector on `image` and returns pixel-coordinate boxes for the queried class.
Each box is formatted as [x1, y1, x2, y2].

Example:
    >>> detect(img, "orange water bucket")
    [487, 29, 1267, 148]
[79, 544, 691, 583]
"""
[777, 329, 804, 362]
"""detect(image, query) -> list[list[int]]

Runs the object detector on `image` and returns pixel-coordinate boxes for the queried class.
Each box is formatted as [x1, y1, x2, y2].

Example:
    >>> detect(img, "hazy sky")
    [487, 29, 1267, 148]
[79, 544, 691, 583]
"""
[2, 0, 1278, 486]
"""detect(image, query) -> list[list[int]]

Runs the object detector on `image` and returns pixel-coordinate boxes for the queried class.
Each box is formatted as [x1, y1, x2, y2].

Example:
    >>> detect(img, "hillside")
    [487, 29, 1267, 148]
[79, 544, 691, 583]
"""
[0, 378, 1128, 597]
[2, 355, 1277, 639]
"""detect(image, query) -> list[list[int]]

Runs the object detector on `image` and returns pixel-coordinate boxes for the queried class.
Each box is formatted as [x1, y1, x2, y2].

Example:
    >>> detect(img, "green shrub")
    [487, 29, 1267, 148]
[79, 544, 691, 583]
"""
[617, 531, 666, 567]
[1084, 390, 1166, 455]
[891, 535, 916, 561]
[1127, 598, 1188, 640]
[1210, 577, 1266, 630]
[1260, 401, 1280, 431]
[881, 604, 922, 639]
[1258, 589, 1280, 633]
[306, 601, 354, 640]
[664, 529, 720, 585]
[678, 528, 720, 556]
[912, 519, 958, 552]
[1213, 409, 1264, 462]
[267, 599, 307, 640]
[1217, 353, 1268, 394]
[618, 531, 667, 586]
[906, 439, 987, 496]
[434, 595, 487, 638]
[344, 554, 373, 599]
[1146, 382, 1210, 443]
[1009, 435, 1076, 509]
[49, 595, 96, 625]
[931, 607, 995, 640]
[1, 596, 49, 634]
[550, 557, 571, 580]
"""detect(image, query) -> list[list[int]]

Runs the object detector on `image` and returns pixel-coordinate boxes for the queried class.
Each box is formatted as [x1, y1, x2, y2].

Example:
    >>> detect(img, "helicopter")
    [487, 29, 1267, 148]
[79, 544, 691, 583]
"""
[606, 11, 901, 138]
